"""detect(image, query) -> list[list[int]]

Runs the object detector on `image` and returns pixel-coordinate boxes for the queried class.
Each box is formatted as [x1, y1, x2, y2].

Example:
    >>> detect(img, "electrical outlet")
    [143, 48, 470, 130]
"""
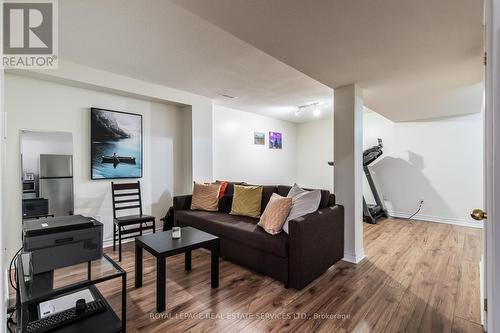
[419, 199, 424, 205]
[383, 195, 389, 201]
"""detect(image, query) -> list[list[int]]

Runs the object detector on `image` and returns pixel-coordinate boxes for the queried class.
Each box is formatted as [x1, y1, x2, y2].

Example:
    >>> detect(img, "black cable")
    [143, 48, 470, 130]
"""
[407, 201, 424, 220]
[7, 321, 14, 333]
[6, 248, 23, 332]
[7, 307, 17, 333]
[6, 304, 18, 332]
[8, 247, 23, 291]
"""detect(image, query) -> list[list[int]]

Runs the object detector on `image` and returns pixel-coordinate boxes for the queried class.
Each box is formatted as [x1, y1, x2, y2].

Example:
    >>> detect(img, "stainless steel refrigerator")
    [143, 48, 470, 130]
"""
[39, 154, 74, 216]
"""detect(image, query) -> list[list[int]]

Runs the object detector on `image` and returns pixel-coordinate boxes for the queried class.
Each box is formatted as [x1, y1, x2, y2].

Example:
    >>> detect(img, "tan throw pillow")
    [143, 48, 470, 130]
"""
[230, 185, 263, 218]
[258, 193, 293, 235]
[190, 182, 221, 211]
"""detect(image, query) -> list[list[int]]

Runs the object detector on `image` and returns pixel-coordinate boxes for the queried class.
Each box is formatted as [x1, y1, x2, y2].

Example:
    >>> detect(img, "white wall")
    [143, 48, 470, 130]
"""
[296, 119, 334, 192]
[10, 60, 214, 182]
[213, 105, 297, 185]
[5, 74, 192, 258]
[21, 131, 74, 176]
[294, 108, 484, 227]
[363, 110, 484, 227]
[1, 67, 6, 333]
[150, 103, 192, 220]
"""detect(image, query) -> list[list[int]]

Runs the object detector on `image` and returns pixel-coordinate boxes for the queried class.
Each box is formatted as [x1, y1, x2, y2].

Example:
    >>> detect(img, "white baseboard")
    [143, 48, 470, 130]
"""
[343, 249, 365, 264]
[389, 211, 483, 229]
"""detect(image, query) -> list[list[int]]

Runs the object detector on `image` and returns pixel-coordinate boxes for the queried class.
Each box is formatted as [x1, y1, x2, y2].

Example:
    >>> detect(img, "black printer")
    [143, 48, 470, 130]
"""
[23, 215, 103, 275]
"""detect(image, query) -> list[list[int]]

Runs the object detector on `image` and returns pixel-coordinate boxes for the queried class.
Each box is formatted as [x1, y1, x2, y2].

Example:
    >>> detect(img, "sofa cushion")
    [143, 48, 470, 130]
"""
[282, 186, 322, 234]
[190, 182, 221, 211]
[246, 184, 278, 213]
[217, 181, 246, 195]
[218, 194, 233, 213]
[260, 185, 278, 213]
[175, 210, 289, 257]
[230, 185, 263, 218]
[258, 193, 293, 235]
[277, 185, 330, 209]
[277, 185, 291, 197]
[213, 180, 228, 198]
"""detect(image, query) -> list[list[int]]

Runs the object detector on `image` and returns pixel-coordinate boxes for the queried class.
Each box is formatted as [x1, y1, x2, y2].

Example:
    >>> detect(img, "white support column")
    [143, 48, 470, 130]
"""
[334, 84, 365, 263]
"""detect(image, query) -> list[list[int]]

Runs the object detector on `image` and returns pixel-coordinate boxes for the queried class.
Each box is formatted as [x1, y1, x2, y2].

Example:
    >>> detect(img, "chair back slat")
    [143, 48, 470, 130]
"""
[114, 198, 139, 204]
[115, 205, 141, 211]
[114, 192, 140, 197]
[111, 181, 143, 219]
[113, 182, 140, 190]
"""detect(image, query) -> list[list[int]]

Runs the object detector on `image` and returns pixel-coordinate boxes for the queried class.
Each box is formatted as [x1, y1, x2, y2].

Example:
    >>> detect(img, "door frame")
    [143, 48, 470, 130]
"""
[485, 0, 500, 331]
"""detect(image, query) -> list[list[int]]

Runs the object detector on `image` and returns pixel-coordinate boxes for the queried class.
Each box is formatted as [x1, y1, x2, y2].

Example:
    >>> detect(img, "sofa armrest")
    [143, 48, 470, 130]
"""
[288, 205, 344, 289]
[173, 195, 192, 211]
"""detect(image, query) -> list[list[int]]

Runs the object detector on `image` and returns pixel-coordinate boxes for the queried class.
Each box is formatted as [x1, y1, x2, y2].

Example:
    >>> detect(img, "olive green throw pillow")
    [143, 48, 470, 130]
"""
[230, 185, 263, 218]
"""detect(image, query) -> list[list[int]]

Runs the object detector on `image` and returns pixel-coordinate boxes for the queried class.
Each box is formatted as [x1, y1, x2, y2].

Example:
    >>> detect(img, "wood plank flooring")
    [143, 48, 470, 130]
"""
[11, 218, 484, 332]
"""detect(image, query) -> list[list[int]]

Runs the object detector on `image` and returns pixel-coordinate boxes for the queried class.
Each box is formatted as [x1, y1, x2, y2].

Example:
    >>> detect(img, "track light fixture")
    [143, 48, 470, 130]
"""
[295, 102, 321, 117]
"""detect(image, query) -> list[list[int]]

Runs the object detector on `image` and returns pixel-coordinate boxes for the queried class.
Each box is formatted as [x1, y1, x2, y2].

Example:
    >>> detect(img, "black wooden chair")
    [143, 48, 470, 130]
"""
[112, 181, 155, 261]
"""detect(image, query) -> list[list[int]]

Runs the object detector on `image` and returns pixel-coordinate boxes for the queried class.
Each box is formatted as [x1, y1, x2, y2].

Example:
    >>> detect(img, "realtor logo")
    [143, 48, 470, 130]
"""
[2, 0, 58, 68]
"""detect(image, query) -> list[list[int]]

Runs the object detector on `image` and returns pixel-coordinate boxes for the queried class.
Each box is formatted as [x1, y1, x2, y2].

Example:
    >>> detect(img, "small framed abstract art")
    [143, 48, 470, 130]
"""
[269, 131, 282, 149]
[254, 132, 265, 145]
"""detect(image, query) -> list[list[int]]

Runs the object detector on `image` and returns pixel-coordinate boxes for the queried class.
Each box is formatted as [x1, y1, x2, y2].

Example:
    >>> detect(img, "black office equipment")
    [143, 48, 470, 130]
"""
[26, 299, 106, 333]
[16, 256, 126, 333]
[22, 198, 50, 220]
[23, 215, 103, 274]
[363, 138, 389, 224]
[75, 299, 86, 316]
[16, 215, 126, 332]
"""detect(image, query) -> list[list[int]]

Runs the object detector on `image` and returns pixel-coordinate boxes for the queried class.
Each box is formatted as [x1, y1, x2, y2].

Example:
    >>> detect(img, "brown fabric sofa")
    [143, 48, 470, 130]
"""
[173, 183, 344, 289]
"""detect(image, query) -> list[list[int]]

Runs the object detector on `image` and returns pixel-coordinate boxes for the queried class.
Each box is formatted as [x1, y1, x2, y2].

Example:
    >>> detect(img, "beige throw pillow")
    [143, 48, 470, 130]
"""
[258, 193, 293, 235]
[230, 185, 263, 218]
[190, 182, 221, 211]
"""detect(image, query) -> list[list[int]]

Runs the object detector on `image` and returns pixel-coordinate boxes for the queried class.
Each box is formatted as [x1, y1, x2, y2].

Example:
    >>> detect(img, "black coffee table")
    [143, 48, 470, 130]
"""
[134, 226, 220, 312]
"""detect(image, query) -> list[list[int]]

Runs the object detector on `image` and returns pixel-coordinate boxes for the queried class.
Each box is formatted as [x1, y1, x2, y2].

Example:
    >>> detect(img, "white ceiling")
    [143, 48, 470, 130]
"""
[173, 0, 485, 122]
[59, 0, 483, 123]
[58, 0, 332, 123]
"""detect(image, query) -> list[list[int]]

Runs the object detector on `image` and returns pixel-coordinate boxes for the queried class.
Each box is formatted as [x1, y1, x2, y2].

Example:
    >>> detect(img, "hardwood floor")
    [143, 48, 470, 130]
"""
[11, 218, 484, 332]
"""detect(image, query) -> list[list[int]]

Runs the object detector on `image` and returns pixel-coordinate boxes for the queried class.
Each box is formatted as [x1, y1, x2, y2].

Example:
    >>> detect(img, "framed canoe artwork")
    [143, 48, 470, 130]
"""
[90, 108, 143, 179]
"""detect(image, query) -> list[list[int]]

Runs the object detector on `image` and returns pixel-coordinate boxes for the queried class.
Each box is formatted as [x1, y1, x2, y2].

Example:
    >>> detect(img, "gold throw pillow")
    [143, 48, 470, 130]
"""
[230, 185, 263, 218]
[190, 182, 221, 211]
[258, 193, 293, 235]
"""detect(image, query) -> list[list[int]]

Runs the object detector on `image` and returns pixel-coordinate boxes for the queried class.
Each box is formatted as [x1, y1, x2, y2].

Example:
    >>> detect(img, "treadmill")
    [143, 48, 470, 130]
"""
[363, 138, 389, 224]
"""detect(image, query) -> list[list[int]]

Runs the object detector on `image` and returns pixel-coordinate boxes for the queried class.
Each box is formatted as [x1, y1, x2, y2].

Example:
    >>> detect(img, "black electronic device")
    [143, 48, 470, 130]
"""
[23, 215, 103, 275]
[22, 198, 49, 220]
[26, 299, 106, 333]
[75, 298, 86, 316]
[363, 138, 389, 224]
